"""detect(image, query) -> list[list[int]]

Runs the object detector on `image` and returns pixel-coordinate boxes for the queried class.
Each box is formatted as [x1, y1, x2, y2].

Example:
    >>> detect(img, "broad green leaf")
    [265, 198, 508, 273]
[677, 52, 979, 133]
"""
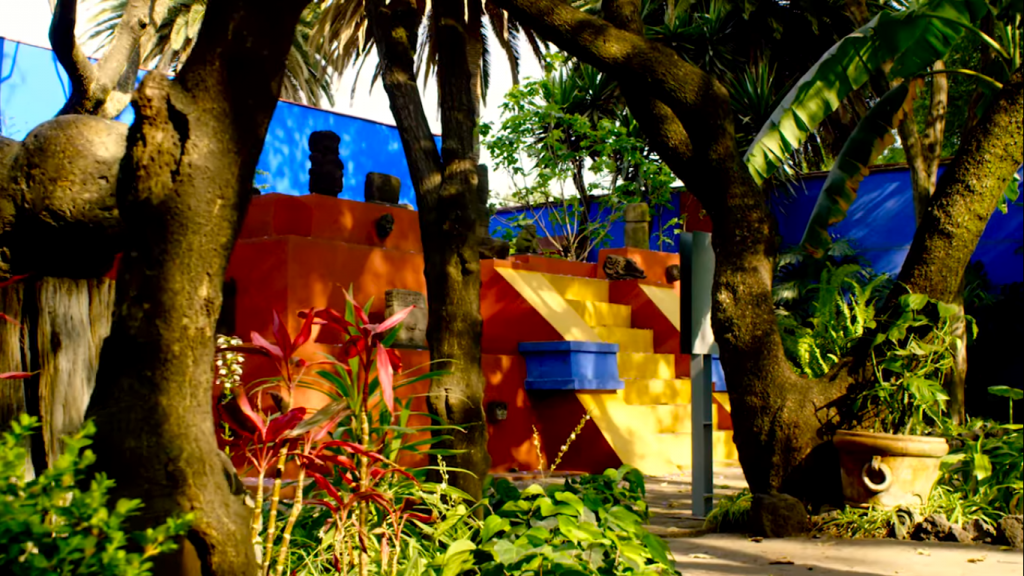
[556, 515, 595, 544]
[745, 1, 976, 185]
[538, 497, 577, 517]
[482, 514, 511, 542]
[974, 453, 993, 481]
[936, 301, 959, 318]
[901, 293, 930, 312]
[998, 172, 1022, 214]
[490, 539, 529, 565]
[441, 539, 477, 576]
[641, 533, 674, 568]
[989, 385, 1024, 400]
[800, 81, 919, 256]
[555, 491, 585, 515]
[521, 484, 546, 498]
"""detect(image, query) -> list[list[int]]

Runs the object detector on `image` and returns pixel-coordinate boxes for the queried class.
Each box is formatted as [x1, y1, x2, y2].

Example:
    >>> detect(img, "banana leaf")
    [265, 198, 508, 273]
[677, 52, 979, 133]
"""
[744, 0, 985, 186]
[799, 81, 921, 257]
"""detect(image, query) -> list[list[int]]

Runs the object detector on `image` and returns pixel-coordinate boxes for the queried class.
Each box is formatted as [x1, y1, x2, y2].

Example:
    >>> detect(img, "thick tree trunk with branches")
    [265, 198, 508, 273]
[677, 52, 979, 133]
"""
[1, 0, 311, 573]
[83, 1, 312, 572]
[496, 0, 1024, 500]
[366, 0, 490, 501]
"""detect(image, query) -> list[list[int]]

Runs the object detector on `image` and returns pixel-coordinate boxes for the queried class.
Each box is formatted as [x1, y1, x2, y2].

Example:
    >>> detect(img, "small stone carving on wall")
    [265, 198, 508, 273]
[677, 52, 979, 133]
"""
[375, 213, 395, 240]
[308, 130, 345, 197]
[513, 224, 540, 255]
[603, 254, 646, 280]
[665, 264, 681, 283]
[384, 289, 427, 348]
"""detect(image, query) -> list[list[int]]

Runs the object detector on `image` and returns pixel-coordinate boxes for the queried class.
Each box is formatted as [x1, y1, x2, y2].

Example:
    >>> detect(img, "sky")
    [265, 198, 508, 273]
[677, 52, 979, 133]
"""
[0, 0, 545, 199]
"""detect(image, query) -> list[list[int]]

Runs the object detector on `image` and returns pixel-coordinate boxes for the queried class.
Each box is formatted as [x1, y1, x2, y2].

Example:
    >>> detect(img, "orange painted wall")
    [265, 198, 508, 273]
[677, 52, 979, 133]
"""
[225, 194, 626, 475]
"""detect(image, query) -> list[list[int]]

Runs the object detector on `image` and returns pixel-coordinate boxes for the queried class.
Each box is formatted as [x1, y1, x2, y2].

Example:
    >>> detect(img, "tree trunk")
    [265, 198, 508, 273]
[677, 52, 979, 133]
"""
[34, 278, 114, 463]
[893, 68, 1023, 305]
[367, 0, 490, 501]
[83, 2, 311, 574]
[0, 283, 33, 479]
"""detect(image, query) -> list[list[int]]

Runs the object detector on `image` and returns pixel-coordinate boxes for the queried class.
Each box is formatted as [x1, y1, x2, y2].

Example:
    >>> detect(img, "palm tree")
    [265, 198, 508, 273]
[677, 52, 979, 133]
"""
[307, 0, 546, 113]
[88, 0, 334, 105]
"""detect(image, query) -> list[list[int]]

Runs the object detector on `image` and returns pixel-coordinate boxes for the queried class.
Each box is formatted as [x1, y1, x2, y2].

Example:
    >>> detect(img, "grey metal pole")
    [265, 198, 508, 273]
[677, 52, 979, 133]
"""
[682, 231, 716, 518]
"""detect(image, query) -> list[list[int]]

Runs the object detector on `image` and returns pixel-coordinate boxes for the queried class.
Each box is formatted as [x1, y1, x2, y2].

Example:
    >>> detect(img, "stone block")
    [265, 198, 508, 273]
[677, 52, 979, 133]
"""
[365, 172, 401, 204]
[385, 289, 427, 348]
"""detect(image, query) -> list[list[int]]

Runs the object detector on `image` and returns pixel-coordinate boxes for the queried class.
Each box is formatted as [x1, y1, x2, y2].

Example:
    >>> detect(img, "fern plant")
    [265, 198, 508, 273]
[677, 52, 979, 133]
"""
[775, 248, 891, 377]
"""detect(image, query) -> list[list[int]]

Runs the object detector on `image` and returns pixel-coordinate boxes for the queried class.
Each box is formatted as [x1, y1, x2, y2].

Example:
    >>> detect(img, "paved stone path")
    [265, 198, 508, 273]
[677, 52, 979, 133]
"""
[668, 534, 1023, 576]
[503, 464, 1022, 574]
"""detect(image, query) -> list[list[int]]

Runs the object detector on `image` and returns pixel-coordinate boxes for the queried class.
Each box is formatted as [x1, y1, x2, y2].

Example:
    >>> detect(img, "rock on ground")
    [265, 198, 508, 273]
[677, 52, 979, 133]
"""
[749, 493, 808, 538]
[997, 515, 1023, 549]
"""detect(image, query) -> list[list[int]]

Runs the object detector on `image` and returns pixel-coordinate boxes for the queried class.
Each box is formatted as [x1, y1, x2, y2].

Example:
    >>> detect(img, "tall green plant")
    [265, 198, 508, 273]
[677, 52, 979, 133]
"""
[745, 0, 995, 185]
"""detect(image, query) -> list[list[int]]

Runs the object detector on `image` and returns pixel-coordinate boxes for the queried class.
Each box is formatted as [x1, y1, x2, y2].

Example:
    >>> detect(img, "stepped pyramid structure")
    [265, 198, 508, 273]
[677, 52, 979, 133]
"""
[226, 194, 736, 476]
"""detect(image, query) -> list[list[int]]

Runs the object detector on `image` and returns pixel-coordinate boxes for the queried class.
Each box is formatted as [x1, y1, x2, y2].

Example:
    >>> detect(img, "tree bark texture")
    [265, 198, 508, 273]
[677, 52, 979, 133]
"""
[0, 284, 29, 429]
[497, 0, 1021, 500]
[893, 68, 1023, 304]
[35, 278, 114, 464]
[367, 0, 490, 500]
[50, 0, 152, 118]
[81, 1, 311, 574]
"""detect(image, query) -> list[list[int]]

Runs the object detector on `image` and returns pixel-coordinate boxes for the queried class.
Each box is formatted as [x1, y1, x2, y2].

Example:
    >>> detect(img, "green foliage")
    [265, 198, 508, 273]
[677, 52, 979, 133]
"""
[482, 55, 677, 260]
[800, 82, 919, 257]
[476, 470, 677, 576]
[932, 408, 1023, 524]
[774, 243, 891, 378]
[745, 0, 993, 185]
[857, 294, 973, 436]
[813, 505, 916, 539]
[703, 489, 752, 533]
[560, 466, 649, 522]
[0, 415, 191, 576]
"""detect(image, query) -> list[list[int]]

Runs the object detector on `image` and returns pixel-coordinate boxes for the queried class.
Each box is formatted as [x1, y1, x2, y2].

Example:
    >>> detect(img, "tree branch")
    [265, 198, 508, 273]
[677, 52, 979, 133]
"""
[495, 0, 731, 155]
[894, 66, 1023, 303]
[49, 0, 95, 101]
[93, 0, 150, 94]
[365, 0, 444, 208]
[52, 0, 152, 117]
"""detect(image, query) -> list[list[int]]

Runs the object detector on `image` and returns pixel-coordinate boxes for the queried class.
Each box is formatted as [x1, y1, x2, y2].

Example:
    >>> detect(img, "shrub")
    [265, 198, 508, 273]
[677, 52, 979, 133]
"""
[703, 489, 752, 533]
[0, 415, 191, 575]
[473, 472, 677, 576]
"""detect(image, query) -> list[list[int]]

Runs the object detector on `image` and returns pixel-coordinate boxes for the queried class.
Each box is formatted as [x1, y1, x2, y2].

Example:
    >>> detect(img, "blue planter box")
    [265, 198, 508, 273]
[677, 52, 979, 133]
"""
[519, 341, 624, 391]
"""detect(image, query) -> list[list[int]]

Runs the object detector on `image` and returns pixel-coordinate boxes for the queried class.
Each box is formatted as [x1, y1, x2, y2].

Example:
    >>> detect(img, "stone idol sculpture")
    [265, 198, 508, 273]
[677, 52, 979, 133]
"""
[603, 254, 646, 280]
[308, 130, 345, 197]
[384, 289, 428, 348]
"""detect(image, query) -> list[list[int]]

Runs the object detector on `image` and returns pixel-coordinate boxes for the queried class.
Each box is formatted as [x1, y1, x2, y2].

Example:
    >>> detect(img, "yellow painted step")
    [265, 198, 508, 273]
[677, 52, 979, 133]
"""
[646, 405, 719, 434]
[662, 430, 740, 467]
[617, 353, 675, 379]
[576, 391, 736, 476]
[623, 378, 691, 405]
[595, 327, 654, 353]
[566, 299, 631, 328]
[541, 274, 610, 302]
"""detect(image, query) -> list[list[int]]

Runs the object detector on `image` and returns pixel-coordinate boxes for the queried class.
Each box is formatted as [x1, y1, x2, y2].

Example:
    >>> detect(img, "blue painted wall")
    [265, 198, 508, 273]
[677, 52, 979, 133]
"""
[494, 168, 1024, 287]
[1, 37, 437, 208]
[5, 37, 1022, 286]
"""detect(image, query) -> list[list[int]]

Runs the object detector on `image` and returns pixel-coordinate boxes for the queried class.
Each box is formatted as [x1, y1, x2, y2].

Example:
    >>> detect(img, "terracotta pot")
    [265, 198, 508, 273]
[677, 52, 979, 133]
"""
[834, 430, 949, 509]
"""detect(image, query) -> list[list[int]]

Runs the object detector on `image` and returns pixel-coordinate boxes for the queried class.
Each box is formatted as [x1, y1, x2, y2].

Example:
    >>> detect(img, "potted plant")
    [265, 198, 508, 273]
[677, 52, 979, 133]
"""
[834, 294, 966, 509]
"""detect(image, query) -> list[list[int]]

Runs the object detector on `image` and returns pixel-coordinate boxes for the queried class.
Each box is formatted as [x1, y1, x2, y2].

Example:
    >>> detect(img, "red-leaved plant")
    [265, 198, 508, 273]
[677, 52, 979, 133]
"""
[217, 288, 447, 576]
